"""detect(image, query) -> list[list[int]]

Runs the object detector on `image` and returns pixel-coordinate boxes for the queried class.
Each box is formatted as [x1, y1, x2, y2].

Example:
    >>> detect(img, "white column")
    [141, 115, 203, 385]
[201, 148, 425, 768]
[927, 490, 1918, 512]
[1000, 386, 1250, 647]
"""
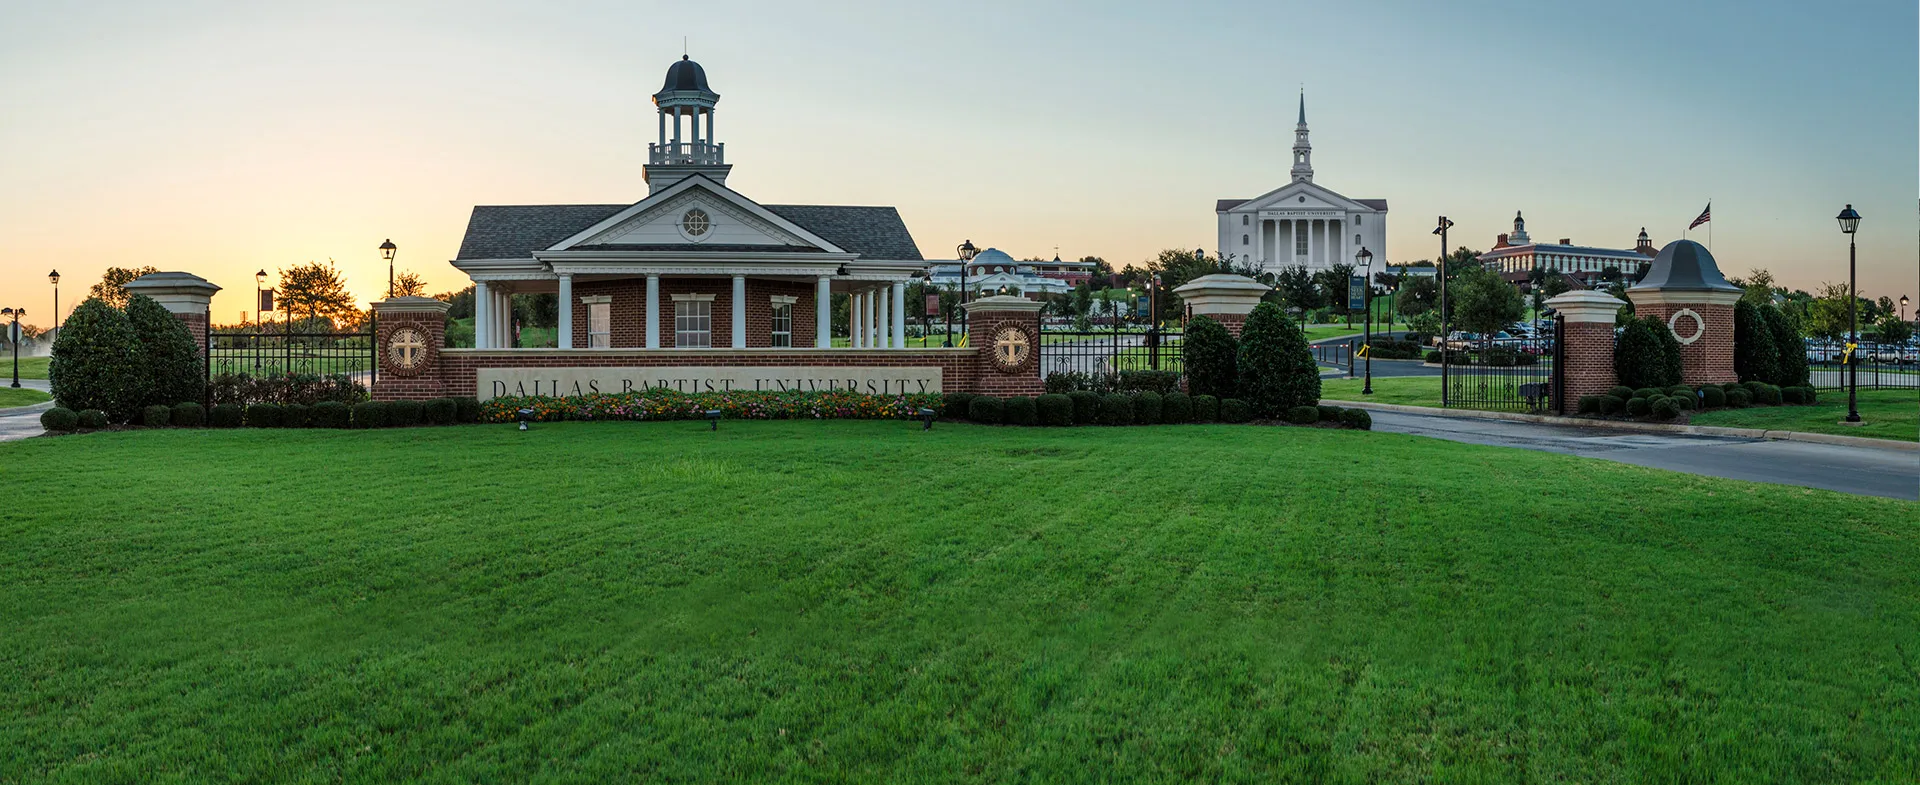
[1335, 220, 1346, 268]
[815, 276, 832, 348]
[691, 109, 701, 152]
[876, 286, 890, 350]
[890, 281, 906, 349]
[858, 291, 872, 348]
[557, 275, 573, 349]
[672, 107, 682, 147]
[473, 281, 490, 348]
[645, 275, 660, 349]
[658, 110, 665, 147]
[845, 291, 857, 347]
[731, 275, 746, 349]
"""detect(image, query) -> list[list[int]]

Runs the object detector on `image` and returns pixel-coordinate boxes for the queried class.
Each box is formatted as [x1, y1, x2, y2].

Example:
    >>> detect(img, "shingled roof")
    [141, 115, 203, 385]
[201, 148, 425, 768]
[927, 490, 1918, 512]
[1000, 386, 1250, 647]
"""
[454, 203, 922, 261]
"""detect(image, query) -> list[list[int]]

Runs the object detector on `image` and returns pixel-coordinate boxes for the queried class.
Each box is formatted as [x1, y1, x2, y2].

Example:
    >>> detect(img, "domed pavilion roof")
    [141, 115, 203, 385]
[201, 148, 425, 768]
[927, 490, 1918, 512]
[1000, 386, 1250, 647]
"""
[1630, 239, 1740, 292]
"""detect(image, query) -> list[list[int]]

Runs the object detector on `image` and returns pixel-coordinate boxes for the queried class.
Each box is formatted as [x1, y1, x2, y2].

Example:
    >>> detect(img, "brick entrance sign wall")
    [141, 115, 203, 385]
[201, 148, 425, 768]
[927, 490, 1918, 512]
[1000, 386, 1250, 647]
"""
[962, 295, 1045, 398]
[1545, 289, 1627, 404]
[1626, 240, 1743, 386]
[372, 297, 454, 401]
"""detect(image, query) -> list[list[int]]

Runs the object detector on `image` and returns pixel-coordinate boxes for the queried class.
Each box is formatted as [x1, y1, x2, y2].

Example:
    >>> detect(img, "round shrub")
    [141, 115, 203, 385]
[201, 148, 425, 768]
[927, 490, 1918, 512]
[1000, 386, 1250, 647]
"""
[1036, 394, 1074, 426]
[943, 392, 976, 419]
[1753, 384, 1782, 406]
[1721, 383, 1740, 392]
[1338, 407, 1372, 430]
[49, 298, 143, 420]
[1726, 388, 1752, 408]
[1796, 387, 1817, 405]
[246, 403, 283, 428]
[1182, 315, 1238, 399]
[1130, 392, 1163, 425]
[312, 401, 352, 429]
[1632, 388, 1661, 400]
[1671, 394, 1695, 411]
[1598, 395, 1627, 415]
[1099, 393, 1133, 425]
[79, 408, 110, 429]
[1286, 406, 1320, 425]
[1650, 396, 1681, 420]
[1607, 386, 1635, 401]
[40, 407, 78, 432]
[1424, 350, 1444, 364]
[1002, 396, 1038, 426]
[352, 401, 389, 429]
[1577, 395, 1603, 415]
[1700, 386, 1726, 408]
[1779, 386, 1803, 405]
[423, 398, 458, 425]
[1235, 302, 1320, 418]
[141, 404, 173, 428]
[1316, 404, 1341, 423]
[389, 400, 425, 427]
[967, 395, 1003, 424]
[282, 403, 311, 428]
[1219, 398, 1253, 424]
[1161, 392, 1193, 424]
[210, 403, 244, 428]
[1664, 385, 1692, 398]
[171, 402, 205, 427]
[454, 397, 483, 424]
[1192, 394, 1219, 423]
[126, 293, 205, 409]
[1625, 397, 1652, 417]
[1615, 315, 1683, 390]
[1067, 391, 1100, 425]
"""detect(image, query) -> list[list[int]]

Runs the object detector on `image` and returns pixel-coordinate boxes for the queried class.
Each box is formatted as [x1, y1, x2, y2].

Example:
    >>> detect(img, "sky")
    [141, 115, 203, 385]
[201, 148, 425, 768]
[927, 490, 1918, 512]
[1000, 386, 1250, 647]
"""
[1, 0, 1915, 326]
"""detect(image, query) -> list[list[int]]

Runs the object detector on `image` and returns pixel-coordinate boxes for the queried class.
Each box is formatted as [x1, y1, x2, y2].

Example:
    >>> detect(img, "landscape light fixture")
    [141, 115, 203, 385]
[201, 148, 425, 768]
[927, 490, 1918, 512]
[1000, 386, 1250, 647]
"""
[517, 408, 534, 430]
[380, 239, 398, 298]
[705, 409, 723, 431]
[3, 307, 24, 388]
[1836, 204, 1862, 423]
[918, 407, 936, 431]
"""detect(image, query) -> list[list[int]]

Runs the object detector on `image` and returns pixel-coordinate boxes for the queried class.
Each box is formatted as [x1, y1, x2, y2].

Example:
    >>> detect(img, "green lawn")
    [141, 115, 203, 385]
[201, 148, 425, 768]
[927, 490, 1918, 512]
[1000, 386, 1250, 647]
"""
[0, 386, 51, 407]
[4, 355, 49, 380]
[2, 422, 1915, 782]
[1690, 388, 1918, 442]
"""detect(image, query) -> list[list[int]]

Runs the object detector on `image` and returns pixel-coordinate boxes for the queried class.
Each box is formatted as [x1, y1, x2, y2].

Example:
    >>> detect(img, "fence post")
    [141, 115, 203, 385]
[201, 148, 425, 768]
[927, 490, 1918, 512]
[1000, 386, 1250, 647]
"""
[1545, 290, 1627, 407]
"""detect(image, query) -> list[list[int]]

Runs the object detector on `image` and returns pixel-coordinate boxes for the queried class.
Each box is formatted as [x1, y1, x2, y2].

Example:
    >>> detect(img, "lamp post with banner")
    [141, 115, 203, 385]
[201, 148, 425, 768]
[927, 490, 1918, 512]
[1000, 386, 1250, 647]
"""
[1434, 216, 1454, 406]
[957, 240, 978, 339]
[1356, 247, 1374, 395]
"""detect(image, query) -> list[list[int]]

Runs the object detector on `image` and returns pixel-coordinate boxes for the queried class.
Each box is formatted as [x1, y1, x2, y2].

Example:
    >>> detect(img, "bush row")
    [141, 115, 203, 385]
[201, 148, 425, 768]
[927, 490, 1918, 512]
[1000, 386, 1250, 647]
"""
[480, 390, 944, 423]
[40, 398, 483, 433]
[207, 372, 369, 407]
[1042, 370, 1182, 396]
[1575, 381, 1817, 422]
[941, 391, 1370, 430]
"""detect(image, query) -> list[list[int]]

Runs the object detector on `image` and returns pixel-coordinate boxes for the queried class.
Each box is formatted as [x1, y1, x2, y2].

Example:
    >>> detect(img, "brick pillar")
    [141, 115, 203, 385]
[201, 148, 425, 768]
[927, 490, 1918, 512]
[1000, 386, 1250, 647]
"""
[962, 295, 1045, 397]
[1624, 294, 1740, 385]
[122, 272, 221, 355]
[1545, 290, 1626, 405]
[372, 296, 453, 402]
[1172, 274, 1270, 339]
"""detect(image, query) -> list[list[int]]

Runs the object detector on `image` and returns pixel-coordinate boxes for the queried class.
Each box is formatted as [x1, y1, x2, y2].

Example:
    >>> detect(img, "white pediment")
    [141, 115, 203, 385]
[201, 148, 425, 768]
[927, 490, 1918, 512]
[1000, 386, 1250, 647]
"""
[548, 175, 845, 253]
[1234, 181, 1375, 214]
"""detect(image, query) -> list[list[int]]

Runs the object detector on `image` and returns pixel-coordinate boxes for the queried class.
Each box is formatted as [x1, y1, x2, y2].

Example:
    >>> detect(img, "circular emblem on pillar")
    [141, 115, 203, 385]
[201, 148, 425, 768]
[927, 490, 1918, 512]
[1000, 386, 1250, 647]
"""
[1667, 308, 1706, 345]
[991, 325, 1031, 372]
[387, 327, 430, 374]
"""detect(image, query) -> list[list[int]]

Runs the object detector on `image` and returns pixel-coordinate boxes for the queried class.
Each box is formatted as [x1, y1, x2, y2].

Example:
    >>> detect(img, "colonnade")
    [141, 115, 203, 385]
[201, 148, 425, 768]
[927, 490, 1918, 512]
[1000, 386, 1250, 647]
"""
[1252, 217, 1347, 268]
[846, 281, 908, 349]
[473, 276, 913, 350]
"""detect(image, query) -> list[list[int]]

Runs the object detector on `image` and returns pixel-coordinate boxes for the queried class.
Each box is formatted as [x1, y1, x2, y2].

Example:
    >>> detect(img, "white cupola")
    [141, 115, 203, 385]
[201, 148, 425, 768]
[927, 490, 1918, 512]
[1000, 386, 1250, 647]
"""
[646, 56, 732, 193]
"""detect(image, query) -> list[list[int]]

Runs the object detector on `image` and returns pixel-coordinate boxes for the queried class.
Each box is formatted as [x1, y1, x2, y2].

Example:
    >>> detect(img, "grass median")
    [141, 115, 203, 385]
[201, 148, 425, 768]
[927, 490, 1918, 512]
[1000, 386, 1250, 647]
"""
[2, 421, 1915, 781]
[1689, 387, 1917, 442]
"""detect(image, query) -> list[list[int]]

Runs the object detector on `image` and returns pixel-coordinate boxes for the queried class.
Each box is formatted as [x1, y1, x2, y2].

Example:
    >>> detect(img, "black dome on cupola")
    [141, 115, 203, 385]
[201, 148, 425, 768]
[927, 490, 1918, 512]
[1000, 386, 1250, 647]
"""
[655, 55, 718, 102]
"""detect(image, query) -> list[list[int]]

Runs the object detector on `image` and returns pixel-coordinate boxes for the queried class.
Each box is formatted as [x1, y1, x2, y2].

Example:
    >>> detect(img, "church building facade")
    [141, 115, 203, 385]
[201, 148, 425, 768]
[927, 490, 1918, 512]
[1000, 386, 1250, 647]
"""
[1214, 96, 1388, 272]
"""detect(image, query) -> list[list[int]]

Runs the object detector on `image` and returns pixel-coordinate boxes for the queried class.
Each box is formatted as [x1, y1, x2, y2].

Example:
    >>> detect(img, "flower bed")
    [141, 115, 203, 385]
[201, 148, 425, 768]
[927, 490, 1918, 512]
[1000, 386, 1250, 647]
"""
[481, 390, 944, 423]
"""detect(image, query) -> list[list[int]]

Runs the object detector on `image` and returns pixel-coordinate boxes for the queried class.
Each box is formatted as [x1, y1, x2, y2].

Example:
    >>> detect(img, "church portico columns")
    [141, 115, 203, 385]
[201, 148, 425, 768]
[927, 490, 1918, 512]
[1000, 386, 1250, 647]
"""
[645, 275, 661, 349]
[815, 276, 832, 348]
[730, 275, 746, 349]
[557, 274, 573, 349]
[891, 280, 907, 349]
[473, 281, 491, 348]
[876, 286, 890, 350]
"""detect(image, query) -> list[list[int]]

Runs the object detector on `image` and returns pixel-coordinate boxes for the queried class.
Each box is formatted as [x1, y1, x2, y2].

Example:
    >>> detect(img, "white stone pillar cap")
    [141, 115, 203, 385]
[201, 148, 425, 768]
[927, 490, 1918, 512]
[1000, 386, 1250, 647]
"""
[123, 272, 221, 314]
[373, 296, 452, 315]
[1545, 290, 1625, 324]
[1172, 274, 1272, 317]
[962, 295, 1043, 314]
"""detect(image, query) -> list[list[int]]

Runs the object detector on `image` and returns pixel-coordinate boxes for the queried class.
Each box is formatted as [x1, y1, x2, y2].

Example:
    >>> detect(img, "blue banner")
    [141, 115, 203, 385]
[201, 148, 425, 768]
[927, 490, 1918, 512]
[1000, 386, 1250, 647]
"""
[1348, 276, 1366, 312]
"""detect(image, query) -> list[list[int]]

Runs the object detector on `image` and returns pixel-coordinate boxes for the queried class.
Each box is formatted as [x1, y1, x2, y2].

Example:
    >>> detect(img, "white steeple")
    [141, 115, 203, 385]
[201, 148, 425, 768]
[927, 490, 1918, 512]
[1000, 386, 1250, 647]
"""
[1510, 211, 1531, 245]
[1290, 91, 1313, 183]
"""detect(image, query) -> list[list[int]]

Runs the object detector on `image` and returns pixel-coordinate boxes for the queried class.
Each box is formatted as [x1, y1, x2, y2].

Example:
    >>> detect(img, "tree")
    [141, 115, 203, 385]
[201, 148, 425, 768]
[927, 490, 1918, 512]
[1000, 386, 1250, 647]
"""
[49, 298, 143, 419]
[1235, 302, 1319, 416]
[1805, 282, 1853, 341]
[1274, 265, 1318, 316]
[126, 293, 205, 407]
[278, 260, 359, 331]
[1397, 276, 1438, 317]
[1732, 300, 1779, 384]
[393, 271, 428, 298]
[1763, 304, 1809, 387]
[1737, 268, 1778, 307]
[1878, 312, 1914, 346]
[1541, 274, 1574, 299]
[1449, 267, 1525, 345]
[1615, 315, 1682, 389]
[1311, 264, 1356, 326]
[1082, 256, 1113, 289]
[88, 266, 161, 309]
[1146, 248, 1218, 324]
[434, 285, 476, 320]
[1182, 315, 1238, 398]
[1599, 266, 1623, 283]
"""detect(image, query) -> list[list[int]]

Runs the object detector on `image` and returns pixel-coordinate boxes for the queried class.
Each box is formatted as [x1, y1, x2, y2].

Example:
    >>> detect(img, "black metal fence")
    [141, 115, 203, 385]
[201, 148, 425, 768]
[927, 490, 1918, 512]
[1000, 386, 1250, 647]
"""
[208, 331, 377, 382]
[1309, 342, 1352, 369]
[1442, 331, 1559, 413]
[1037, 328, 1184, 379]
[1808, 343, 1918, 390]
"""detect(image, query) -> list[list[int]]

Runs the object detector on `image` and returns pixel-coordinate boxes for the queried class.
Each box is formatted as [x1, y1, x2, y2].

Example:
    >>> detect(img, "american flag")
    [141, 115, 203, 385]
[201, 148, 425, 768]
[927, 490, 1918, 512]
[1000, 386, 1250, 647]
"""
[1689, 203, 1711, 230]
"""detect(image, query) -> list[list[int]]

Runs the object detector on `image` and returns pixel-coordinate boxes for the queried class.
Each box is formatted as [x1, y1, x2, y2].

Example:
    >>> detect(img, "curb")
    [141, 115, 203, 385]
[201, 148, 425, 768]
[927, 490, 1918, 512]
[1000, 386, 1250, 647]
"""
[1323, 399, 1919, 453]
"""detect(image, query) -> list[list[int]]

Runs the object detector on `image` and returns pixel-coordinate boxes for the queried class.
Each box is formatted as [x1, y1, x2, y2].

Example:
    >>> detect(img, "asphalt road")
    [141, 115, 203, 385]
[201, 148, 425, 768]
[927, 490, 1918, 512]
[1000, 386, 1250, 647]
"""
[1367, 408, 1919, 500]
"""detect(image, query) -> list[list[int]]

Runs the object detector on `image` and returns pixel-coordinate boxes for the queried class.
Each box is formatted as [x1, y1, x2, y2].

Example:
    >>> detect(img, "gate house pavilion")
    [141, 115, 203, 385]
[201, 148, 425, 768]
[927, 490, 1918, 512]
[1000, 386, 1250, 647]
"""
[452, 56, 930, 351]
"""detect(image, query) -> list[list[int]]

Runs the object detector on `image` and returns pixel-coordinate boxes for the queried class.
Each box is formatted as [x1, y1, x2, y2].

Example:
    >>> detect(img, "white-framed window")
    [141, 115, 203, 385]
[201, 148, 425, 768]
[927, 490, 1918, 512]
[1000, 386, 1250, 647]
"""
[673, 296, 712, 348]
[1295, 229, 1308, 256]
[1355, 215, 1363, 225]
[1242, 234, 1249, 245]
[586, 300, 611, 348]
[679, 208, 711, 241]
[1354, 233, 1361, 245]
[770, 295, 796, 348]
[1241, 215, 1249, 225]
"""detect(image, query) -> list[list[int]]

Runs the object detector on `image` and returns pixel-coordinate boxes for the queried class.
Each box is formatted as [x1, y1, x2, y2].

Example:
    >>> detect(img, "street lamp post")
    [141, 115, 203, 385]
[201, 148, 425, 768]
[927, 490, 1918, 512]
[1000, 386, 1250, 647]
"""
[1837, 204, 1862, 423]
[380, 239, 398, 298]
[1357, 247, 1374, 395]
[48, 270, 59, 343]
[1434, 216, 1454, 407]
[3, 308, 23, 388]
[1901, 294, 1909, 322]
[255, 269, 268, 370]
[957, 240, 978, 340]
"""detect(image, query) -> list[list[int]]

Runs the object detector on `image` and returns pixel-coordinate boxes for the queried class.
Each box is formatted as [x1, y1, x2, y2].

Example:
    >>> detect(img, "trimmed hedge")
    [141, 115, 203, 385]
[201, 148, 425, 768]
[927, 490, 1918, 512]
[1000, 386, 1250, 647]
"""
[1599, 395, 1626, 415]
[1625, 397, 1652, 417]
[1236, 302, 1320, 418]
[1726, 388, 1752, 408]
[126, 294, 205, 410]
[1664, 385, 1692, 398]
[1002, 396, 1037, 427]
[1181, 315, 1238, 399]
[1632, 388, 1660, 400]
[1130, 392, 1163, 425]
[1116, 370, 1180, 395]
[389, 400, 425, 428]
[1161, 392, 1192, 424]
[1192, 395, 1219, 423]
[1067, 391, 1099, 425]
[1286, 406, 1319, 425]
[1700, 386, 1726, 408]
[210, 403, 245, 428]
[1316, 404, 1341, 423]
[1099, 393, 1132, 425]
[1763, 304, 1809, 387]
[1338, 407, 1372, 430]
[49, 298, 142, 420]
[1607, 386, 1635, 401]
[246, 403, 283, 428]
[312, 401, 352, 429]
[1615, 315, 1683, 390]
[283, 403, 311, 428]
[1733, 299, 1780, 385]
[424, 398, 458, 425]
[943, 392, 976, 419]
[41, 407, 78, 432]
[1752, 384, 1782, 406]
[1577, 395, 1603, 415]
[1036, 394, 1073, 426]
[141, 404, 173, 428]
[352, 401, 389, 429]
[1219, 398, 1253, 424]
[1650, 396, 1681, 420]
[967, 395, 1003, 424]
[455, 397, 483, 424]
[1670, 394, 1695, 411]
[171, 402, 205, 427]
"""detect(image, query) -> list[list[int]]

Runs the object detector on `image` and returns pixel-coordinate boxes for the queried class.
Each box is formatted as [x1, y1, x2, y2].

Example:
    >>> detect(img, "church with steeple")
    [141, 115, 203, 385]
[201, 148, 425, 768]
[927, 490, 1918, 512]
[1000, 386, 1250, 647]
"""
[1215, 94, 1389, 273]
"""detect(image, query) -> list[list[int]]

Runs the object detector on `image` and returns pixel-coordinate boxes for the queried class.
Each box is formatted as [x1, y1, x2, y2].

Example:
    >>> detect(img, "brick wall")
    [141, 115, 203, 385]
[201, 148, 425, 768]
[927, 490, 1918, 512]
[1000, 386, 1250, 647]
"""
[373, 310, 450, 401]
[436, 348, 978, 400]
[1561, 321, 1618, 403]
[172, 312, 208, 355]
[1630, 301, 1736, 385]
[1212, 313, 1248, 338]
[571, 278, 816, 349]
[966, 311, 1045, 397]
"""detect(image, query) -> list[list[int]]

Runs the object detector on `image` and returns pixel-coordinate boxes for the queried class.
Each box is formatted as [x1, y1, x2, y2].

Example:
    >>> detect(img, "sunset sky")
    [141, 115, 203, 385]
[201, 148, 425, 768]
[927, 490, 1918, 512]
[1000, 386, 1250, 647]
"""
[2, 0, 1914, 326]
